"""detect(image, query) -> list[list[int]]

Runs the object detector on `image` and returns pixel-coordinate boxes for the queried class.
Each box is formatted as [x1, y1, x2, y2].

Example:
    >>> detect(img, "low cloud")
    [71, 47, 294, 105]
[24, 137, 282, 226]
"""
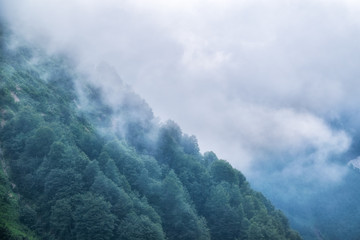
[2, 0, 360, 211]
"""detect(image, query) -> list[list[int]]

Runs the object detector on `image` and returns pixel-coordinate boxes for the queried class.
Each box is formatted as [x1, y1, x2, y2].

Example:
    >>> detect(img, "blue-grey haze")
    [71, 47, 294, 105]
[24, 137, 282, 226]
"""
[2, 0, 360, 238]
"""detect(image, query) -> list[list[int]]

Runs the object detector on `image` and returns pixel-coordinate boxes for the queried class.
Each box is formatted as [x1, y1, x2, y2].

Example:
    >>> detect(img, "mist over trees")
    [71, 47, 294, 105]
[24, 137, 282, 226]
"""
[0, 24, 302, 239]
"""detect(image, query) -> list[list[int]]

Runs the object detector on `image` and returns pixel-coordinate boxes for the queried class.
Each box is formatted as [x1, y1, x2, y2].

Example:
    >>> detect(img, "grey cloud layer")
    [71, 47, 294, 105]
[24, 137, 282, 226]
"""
[2, 0, 360, 183]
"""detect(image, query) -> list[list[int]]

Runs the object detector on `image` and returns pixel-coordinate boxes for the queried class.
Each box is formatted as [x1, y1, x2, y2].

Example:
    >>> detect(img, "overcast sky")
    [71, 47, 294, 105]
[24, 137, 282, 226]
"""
[2, 0, 360, 187]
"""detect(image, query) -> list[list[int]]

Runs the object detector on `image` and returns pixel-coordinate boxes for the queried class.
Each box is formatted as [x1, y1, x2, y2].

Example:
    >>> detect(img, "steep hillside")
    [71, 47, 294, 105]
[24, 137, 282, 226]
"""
[0, 27, 301, 239]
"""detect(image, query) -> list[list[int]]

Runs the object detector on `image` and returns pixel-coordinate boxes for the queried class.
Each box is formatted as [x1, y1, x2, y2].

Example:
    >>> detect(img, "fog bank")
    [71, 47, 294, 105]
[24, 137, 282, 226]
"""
[3, 1, 360, 236]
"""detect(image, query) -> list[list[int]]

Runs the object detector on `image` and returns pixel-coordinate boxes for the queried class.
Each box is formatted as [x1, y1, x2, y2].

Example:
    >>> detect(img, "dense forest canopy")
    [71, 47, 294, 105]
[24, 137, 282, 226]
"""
[0, 23, 302, 239]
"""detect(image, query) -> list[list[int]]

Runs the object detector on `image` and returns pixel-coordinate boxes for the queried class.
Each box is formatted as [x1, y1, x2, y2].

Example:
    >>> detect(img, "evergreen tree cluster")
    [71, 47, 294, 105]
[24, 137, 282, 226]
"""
[0, 27, 301, 239]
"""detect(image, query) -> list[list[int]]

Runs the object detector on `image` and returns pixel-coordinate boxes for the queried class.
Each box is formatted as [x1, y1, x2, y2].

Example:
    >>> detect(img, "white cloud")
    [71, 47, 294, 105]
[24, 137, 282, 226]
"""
[2, 0, 359, 185]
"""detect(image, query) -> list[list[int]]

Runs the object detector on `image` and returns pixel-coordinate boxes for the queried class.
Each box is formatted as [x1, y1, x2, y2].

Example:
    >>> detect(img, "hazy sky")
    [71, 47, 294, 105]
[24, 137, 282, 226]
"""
[2, 0, 360, 186]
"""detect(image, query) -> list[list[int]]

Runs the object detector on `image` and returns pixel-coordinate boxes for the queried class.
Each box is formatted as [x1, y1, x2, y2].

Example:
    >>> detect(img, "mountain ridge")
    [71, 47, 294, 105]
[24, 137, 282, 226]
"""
[0, 26, 301, 240]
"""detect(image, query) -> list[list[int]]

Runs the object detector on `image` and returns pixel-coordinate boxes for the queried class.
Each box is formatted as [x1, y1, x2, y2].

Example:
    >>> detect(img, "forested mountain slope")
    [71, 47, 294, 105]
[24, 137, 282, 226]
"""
[0, 25, 301, 240]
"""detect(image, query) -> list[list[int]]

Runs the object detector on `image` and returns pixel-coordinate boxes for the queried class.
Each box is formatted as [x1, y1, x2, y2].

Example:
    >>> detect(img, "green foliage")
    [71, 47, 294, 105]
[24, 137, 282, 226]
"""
[73, 193, 115, 240]
[0, 26, 302, 240]
[203, 151, 218, 166]
[181, 134, 200, 155]
[248, 222, 265, 240]
[26, 127, 55, 158]
[117, 212, 165, 240]
[49, 193, 116, 240]
[0, 158, 38, 239]
[159, 170, 211, 240]
[0, 87, 15, 107]
[46, 141, 66, 168]
[44, 168, 83, 201]
[204, 183, 243, 240]
[83, 160, 100, 189]
[50, 198, 73, 238]
[210, 159, 239, 184]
